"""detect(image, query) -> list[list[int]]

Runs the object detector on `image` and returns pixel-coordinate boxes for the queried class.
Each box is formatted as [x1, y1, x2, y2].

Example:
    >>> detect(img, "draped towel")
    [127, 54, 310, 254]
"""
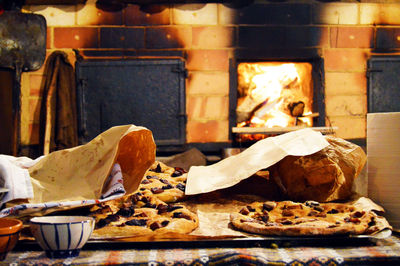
[39, 51, 78, 154]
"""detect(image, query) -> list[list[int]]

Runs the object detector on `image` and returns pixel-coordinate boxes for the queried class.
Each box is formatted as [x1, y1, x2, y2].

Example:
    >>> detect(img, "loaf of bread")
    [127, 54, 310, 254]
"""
[273, 136, 366, 202]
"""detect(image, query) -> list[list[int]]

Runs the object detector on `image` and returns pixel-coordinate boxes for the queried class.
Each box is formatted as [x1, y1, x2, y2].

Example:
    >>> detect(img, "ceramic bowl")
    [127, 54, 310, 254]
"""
[0, 218, 23, 260]
[30, 216, 94, 259]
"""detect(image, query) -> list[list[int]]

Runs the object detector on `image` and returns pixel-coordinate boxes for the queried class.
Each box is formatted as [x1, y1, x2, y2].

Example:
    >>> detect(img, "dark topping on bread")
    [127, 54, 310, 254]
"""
[247, 205, 256, 212]
[141, 179, 151, 184]
[161, 220, 170, 227]
[168, 205, 184, 212]
[287, 204, 302, 210]
[92, 205, 112, 214]
[146, 175, 159, 180]
[162, 184, 173, 190]
[154, 164, 162, 173]
[262, 202, 275, 212]
[157, 204, 169, 214]
[239, 207, 250, 215]
[151, 187, 164, 194]
[173, 212, 192, 220]
[260, 214, 269, 223]
[125, 219, 148, 226]
[150, 221, 162, 230]
[328, 224, 338, 228]
[305, 201, 320, 207]
[172, 167, 186, 177]
[313, 205, 324, 212]
[240, 218, 256, 224]
[143, 202, 157, 208]
[368, 217, 376, 226]
[96, 218, 109, 229]
[141, 196, 150, 203]
[351, 211, 365, 218]
[278, 218, 293, 225]
[95, 214, 120, 229]
[134, 212, 148, 218]
[116, 206, 135, 217]
[160, 179, 171, 184]
[307, 211, 318, 216]
[327, 208, 339, 214]
[107, 214, 120, 222]
[282, 210, 294, 217]
[176, 183, 186, 192]
[130, 192, 142, 204]
[344, 217, 361, 224]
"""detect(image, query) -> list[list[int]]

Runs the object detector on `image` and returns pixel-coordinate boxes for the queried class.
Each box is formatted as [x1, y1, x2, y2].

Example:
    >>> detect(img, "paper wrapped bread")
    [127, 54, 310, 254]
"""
[274, 136, 366, 202]
[27, 125, 156, 204]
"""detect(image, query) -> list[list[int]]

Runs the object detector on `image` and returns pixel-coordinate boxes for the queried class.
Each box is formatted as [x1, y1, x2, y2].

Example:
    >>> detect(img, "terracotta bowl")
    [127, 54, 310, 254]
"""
[30, 216, 94, 259]
[0, 218, 23, 260]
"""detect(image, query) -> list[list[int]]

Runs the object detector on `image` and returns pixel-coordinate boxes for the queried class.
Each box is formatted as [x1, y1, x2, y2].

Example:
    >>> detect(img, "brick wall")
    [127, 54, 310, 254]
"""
[20, 1, 400, 148]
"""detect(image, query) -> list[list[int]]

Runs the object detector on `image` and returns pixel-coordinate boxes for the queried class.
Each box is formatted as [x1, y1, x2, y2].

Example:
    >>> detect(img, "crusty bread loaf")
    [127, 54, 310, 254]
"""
[274, 136, 366, 202]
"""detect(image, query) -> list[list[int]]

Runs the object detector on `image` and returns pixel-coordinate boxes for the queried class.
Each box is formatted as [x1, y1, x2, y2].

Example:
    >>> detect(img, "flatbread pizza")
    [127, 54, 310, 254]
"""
[90, 190, 198, 239]
[230, 200, 388, 236]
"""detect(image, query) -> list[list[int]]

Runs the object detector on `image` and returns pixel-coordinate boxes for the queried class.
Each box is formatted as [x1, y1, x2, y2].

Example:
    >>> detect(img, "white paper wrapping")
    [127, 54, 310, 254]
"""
[185, 128, 330, 195]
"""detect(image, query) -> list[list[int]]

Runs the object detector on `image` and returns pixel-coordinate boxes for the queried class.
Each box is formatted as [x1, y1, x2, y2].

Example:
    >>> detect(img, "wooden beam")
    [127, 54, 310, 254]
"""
[232, 126, 337, 135]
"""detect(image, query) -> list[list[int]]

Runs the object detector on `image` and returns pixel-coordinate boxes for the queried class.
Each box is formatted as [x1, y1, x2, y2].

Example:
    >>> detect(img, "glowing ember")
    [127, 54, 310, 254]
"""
[236, 62, 314, 140]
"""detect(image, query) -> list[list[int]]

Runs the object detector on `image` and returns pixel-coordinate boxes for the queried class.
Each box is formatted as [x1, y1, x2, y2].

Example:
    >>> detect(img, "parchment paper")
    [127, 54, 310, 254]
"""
[27, 125, 156, 204]
[186, 128, 329, 195]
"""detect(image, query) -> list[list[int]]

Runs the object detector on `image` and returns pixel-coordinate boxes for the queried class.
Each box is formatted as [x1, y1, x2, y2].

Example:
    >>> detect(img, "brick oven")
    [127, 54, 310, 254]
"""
[1, 1, 400, 157]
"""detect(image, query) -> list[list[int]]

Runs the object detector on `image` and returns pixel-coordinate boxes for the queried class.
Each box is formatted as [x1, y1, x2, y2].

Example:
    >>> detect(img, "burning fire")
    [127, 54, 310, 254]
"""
[236, 62, 314, 133]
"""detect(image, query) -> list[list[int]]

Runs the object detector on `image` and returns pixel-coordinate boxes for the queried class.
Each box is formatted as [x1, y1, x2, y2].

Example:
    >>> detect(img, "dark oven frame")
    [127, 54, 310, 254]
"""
[228, 49, 326, 144]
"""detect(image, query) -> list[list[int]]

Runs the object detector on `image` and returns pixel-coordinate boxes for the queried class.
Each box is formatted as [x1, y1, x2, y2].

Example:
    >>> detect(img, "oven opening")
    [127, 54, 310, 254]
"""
[230, 57, 326, 144]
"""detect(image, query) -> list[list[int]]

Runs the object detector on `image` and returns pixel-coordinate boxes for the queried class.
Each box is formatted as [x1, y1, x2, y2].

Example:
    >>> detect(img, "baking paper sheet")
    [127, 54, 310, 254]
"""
[186, 128, 329, 195]
[4, 125, 156, 218]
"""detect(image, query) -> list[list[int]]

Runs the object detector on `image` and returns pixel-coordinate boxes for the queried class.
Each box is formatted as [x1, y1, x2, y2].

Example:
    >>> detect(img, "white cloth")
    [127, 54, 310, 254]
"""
[0, 155, 41, 205]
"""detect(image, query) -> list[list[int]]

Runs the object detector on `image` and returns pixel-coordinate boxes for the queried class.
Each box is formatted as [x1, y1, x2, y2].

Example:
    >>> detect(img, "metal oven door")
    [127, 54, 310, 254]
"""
[75, 58, 187, 150]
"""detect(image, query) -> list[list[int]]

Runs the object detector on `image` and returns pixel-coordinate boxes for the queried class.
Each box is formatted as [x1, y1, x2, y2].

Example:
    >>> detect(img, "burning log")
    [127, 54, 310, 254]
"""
[288, 101, 305, 117]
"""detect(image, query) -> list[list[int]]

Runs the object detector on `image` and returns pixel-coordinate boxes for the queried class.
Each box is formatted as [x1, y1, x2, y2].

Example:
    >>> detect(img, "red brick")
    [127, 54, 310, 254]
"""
[187, 96, 229, 120]
[77, 4, 123, 25]
[125, 5, 170, 25]
[186, 72, 229, 95]
[186, 50, 229, 71]
[187, 120, 229, 143]
[324, 49, 367, 72]
[325, 95, 367, 116]
[54, 27, 98, 49]
[192, 26, 235, 48]
[146, 27, 191, 49]
[29, 74, 45, 96]
[330, 27, 374, 48]
[327, 116, 366, 139]
[46, 27, 52, 49]
[325, 72, 367, 95]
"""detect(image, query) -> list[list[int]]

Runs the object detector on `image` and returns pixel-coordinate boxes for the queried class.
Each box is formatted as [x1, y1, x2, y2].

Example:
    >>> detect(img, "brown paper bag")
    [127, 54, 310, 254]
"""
[274, 136, 366, 202]
[27, 125, 156, 204]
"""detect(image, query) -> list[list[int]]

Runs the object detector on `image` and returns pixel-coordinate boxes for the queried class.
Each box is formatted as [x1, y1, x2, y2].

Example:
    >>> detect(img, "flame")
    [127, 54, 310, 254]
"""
[236, 62, 313, 139]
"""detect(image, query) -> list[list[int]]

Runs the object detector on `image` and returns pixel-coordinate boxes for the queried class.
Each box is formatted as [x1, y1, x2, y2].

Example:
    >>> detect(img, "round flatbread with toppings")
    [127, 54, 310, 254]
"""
[230, 200, 385, 236]
[89, 190, 198, 239]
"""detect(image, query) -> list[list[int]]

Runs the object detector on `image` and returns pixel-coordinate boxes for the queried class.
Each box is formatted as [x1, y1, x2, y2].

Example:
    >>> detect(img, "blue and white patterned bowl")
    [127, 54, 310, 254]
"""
[30, 216, 94, 258]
